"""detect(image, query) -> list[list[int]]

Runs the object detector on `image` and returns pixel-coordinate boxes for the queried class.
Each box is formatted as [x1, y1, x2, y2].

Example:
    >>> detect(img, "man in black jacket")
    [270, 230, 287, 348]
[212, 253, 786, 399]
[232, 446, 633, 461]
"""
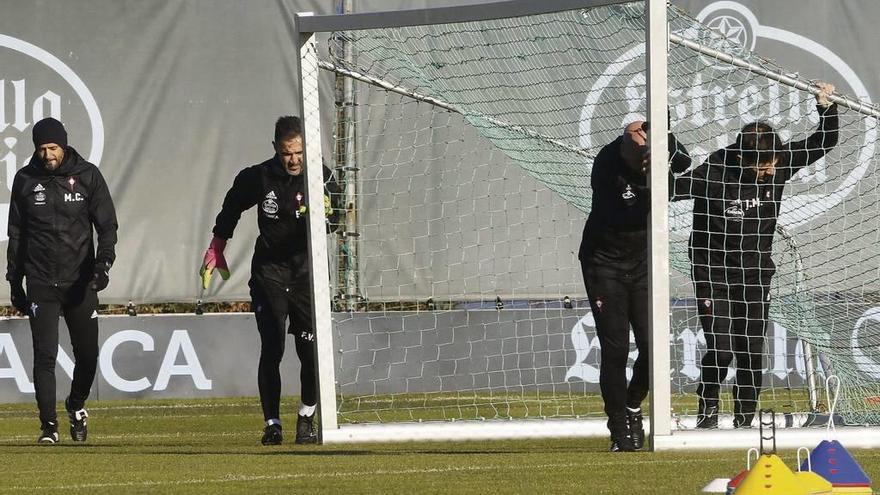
[200, 116, 340, 446]
[671, 82, 838, 429]
[6, 117, 118, 444]
[579, 120, 690, 451]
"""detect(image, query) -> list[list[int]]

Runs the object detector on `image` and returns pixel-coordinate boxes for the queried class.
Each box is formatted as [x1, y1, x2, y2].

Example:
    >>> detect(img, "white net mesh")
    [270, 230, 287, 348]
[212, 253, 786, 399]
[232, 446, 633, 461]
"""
[302, 1, 880, 427]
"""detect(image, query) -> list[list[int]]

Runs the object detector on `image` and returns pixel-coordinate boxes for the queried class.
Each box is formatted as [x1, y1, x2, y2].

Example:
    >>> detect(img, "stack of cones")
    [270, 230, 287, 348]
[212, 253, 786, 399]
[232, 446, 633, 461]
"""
[717, 407, 873, 495]
[801, 440, 873, 494]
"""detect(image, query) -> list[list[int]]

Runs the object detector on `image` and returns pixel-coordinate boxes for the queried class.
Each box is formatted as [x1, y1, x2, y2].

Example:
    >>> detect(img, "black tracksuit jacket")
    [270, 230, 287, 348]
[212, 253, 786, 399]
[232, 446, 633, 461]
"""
[671, 104, 839, 286]
[579, 134, 691, 271]
[6, 147, 118, 298]
[212, 156, 341, 286]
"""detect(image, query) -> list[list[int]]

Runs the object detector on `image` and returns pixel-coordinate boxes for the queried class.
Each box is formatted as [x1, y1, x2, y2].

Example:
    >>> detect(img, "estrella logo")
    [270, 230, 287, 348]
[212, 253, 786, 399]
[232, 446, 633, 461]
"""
[579, 1, 874, 231]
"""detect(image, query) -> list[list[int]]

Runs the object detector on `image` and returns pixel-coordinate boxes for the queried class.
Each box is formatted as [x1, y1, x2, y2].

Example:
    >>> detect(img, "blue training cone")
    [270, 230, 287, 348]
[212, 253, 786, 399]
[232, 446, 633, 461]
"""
[801, 440, 872, 493]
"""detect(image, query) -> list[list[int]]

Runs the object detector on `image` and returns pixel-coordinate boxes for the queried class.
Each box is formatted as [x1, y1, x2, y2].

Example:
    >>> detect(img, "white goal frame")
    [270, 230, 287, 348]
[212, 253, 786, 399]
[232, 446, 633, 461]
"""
[293, 0, 880, 450]
[294, 0, 673, 448]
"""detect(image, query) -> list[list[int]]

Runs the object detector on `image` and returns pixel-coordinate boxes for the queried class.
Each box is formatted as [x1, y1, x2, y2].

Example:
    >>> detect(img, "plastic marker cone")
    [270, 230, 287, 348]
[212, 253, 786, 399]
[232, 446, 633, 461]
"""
[801, 440, 872, 493]
[796, 445, 833, 495]
[701, 478, 731, 493]
[794, 470, 832, 495]
[733, 454, 809, 495]
[726, 470, 748, 494]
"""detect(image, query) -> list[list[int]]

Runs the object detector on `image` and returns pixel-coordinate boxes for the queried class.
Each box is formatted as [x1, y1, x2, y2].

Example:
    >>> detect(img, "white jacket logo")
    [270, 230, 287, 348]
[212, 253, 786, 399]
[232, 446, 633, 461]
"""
[724, 200, 744, 220]
[0, 34, 104, 242]
[262, 190, 279, 216]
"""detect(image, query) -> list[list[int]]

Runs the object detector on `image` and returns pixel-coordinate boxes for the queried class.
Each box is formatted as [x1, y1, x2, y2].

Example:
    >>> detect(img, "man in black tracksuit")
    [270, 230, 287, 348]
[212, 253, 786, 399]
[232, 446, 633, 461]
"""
[671, 82, 838, 428]
[201, 116, 340, 446]
[6, 118, 118, 444]
[579, 120, 690, 451]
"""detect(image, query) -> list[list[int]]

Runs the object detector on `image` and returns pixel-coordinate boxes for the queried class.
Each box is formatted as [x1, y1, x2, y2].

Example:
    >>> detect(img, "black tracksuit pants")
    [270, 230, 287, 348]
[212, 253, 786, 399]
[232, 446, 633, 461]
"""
[694, 280, 770, 424]
[28, 285, 99, 426]
[581, 260, 650, 418]
[249, 277, 317, 422]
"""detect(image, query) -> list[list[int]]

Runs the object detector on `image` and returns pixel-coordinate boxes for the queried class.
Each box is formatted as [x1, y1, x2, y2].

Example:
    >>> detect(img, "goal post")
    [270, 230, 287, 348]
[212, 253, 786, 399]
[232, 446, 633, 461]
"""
[646, 0, 671, 441]
[294, 0, 880, 448]
[295, 12, 339, 436]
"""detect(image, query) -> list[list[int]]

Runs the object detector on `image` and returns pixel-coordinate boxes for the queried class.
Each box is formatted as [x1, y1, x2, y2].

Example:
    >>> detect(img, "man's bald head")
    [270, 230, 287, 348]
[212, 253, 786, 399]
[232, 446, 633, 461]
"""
[621, 120, 648, 171]
[623, 121, 647, 146]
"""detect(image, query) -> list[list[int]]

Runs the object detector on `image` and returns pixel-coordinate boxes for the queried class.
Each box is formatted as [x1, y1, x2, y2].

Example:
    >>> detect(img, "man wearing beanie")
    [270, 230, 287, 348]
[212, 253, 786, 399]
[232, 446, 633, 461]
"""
[6, 117, 118, 444]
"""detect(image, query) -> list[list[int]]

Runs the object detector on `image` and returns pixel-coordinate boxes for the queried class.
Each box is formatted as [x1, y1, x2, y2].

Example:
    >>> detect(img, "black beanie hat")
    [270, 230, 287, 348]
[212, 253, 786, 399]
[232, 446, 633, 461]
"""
[32, 118, 68, 148]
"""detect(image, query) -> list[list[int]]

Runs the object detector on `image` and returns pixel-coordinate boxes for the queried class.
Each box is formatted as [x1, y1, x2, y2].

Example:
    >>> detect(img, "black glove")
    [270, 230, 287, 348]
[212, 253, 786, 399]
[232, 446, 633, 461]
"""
[91, 262, 110, 292]
[10, 280, 28, 315]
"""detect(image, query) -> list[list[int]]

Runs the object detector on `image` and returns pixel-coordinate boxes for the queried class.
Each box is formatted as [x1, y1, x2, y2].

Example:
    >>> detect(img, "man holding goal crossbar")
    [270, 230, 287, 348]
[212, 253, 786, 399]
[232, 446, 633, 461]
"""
[579, 117, 691, 451]
[671, 82, 838, 429]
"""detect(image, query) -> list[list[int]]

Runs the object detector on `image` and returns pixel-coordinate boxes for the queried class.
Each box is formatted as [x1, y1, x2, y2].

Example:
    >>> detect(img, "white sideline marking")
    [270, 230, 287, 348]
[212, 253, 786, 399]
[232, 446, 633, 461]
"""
[1, 459, 711, 491]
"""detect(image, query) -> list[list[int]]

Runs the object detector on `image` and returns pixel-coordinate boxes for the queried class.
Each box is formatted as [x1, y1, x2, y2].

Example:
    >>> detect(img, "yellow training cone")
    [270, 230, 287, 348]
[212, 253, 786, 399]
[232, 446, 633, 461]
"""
[829, 488, 873, 494]
[795, 471, 832, 495]
[733, 454, 809, 495]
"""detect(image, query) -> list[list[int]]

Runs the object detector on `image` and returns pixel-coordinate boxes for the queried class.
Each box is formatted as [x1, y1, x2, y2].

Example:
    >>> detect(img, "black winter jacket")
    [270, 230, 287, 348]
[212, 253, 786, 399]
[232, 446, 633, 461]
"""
[579, 134, 691, 271]
[212, 155, 341, 286]
[6, 147, 118, 294]
[671, 104, 838, 285]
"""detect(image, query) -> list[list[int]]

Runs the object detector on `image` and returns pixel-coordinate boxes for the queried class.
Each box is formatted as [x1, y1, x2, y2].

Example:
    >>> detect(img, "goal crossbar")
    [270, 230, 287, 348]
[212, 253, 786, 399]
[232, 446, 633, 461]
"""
[296, 0, 632, 34]
[669, 33, 880, 118]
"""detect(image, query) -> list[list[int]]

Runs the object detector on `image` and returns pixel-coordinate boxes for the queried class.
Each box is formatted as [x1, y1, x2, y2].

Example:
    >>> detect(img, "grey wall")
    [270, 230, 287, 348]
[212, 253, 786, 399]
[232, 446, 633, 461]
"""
[2, 0, 878, 304]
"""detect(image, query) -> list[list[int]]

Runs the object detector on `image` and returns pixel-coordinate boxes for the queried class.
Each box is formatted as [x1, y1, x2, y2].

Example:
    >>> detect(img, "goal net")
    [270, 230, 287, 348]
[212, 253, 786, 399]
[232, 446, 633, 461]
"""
[298, 0, 880, 441]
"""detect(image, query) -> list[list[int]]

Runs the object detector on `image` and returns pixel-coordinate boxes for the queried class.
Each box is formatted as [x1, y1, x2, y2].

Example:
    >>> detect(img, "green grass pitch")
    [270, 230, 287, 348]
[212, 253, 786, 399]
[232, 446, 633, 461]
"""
[0, 397, 877, 494]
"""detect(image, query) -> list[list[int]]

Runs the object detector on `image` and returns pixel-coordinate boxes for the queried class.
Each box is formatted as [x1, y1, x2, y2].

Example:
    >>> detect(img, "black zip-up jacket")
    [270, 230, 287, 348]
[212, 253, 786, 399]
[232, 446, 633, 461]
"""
[6, 147, 118, 294]
[579, 134, 691, 271]
[671, 104, 839, 286]
[212, 156, 341, 286]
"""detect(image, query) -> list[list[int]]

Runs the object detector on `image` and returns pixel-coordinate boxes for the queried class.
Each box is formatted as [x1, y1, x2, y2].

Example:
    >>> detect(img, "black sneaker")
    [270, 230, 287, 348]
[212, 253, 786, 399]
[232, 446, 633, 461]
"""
[627, 409, 645, 450]
[733, 413, 754, 428]
[261, 423, 283, 445]
[65, 398, 88, 442]
[295, 414, 318, 445]
[607, 413, 635, 452]
[610, 434, 636, 452]
[38, 422, 59, 444]
[696, 404, 719, 429]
